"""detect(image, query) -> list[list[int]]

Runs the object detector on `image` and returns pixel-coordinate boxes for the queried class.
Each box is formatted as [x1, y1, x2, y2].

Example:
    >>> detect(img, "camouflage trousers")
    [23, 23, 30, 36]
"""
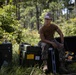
[38, 39, 65, 61]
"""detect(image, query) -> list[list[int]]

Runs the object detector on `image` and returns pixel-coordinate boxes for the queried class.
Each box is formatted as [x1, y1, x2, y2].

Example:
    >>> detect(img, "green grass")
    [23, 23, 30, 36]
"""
[0, 48, 76, 75]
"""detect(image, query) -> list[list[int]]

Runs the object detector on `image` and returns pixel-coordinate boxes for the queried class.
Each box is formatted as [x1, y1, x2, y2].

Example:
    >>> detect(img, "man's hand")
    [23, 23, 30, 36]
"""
[50, 42, 57, 48]
[59, 43, 64, 48]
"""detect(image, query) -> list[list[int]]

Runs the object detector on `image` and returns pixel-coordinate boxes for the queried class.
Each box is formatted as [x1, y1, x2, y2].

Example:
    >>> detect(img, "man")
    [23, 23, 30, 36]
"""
[38, 12, 68, 73]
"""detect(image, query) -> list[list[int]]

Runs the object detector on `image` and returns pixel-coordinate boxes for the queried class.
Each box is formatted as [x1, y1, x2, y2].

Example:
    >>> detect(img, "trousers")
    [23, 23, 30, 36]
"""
[38, 39, 65, 61]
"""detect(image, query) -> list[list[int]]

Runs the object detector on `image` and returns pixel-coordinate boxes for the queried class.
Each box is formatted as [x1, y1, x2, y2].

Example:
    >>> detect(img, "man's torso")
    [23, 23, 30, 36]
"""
[40, 24, 58, 41]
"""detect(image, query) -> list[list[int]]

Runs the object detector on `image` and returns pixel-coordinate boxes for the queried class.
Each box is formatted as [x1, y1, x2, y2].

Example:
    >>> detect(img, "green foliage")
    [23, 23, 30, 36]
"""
[20, 5, 36, 29]
[0, 5, 24, 44]
[18, 29, 40, 45]
[0, 65, 32, 75]
[54, 17, 76, 37]
[0, 0, 5, 2]
[0, 5, 16, 32]
[61, 18, 76, 36]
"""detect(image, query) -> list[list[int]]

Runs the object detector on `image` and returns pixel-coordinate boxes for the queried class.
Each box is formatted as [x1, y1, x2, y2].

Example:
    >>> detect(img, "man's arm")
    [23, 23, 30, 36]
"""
[56, 27, 64, 44]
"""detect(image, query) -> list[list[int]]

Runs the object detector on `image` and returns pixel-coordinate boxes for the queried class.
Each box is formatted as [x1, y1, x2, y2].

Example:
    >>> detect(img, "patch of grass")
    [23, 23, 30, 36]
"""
[67, 62, 76, 73]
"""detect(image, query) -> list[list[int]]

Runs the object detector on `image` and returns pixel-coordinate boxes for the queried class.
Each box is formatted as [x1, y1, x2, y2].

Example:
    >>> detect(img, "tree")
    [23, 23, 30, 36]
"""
[0, 0, 5, 8]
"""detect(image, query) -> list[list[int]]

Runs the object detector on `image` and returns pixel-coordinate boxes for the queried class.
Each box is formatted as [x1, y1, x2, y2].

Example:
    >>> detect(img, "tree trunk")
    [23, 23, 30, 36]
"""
[66, 7, 69, 20]
[57, 9, 60, 20]
[36, 4, 39, 30]
[30, 12, 34, 29]
[52, 9, 55, 22]
[0, 2, 3, 8]
[75, 0, 76, 14]
[12, 0, 18, 19]
[15, 0, 20, 20]
[17, 3, 20, 20]
[5, 0, 9, 5]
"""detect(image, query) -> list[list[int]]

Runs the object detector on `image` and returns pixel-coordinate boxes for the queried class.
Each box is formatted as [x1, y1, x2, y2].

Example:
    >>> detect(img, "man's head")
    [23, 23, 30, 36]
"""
[44, 12, 52, 20]
[44, 12, 52, 25]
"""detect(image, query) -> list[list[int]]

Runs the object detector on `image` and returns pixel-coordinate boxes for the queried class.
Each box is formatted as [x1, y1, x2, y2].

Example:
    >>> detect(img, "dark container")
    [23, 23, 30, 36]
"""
[47, 48, 59, 74]
[19, 43, 42, 67]
[0, 43, 12, 68]
[56, 36, 76, 61]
